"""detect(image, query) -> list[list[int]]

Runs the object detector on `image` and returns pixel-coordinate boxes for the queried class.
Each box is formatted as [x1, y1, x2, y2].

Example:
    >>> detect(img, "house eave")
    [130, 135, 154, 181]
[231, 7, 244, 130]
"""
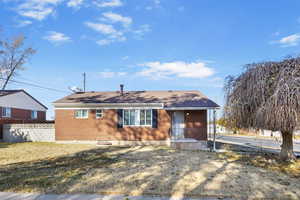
[53, 102, 164, 109]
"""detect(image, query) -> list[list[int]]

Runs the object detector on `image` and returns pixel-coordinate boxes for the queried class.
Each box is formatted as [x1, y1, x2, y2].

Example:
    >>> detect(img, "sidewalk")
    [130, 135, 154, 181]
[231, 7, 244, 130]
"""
[0, 192, 231, 200]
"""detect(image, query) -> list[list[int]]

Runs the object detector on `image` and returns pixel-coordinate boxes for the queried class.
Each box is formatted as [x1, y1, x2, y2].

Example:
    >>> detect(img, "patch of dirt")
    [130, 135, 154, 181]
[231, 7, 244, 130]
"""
[0, 143, 299, 199]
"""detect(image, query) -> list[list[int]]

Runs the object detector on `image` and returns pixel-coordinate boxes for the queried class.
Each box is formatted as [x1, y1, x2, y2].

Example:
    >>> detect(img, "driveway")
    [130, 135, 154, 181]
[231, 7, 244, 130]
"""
[216, 135, 300, 153]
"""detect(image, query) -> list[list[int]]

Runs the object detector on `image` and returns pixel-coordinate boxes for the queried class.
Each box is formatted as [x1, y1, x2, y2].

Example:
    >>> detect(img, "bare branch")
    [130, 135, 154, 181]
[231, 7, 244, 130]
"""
[0, 34, 36, 89]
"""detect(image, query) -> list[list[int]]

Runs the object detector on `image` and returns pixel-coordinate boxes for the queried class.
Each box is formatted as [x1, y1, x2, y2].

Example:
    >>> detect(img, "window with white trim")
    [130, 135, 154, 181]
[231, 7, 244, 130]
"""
[2, 107, 11, 118]
[31, 110, 38, 119]
[123, 109, 152, 126]
[75, 110, 88, 119]
[96, 109, 103, 119]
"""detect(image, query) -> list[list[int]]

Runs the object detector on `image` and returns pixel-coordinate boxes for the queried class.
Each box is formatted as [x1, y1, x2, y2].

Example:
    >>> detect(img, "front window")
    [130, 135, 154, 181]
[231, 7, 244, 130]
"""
[31, 111, 37, 119]
[96, 109, 103, 118]
[123, 109, 152, 126]
[2, 107, 11, 118]
[75, 110, 88, 119]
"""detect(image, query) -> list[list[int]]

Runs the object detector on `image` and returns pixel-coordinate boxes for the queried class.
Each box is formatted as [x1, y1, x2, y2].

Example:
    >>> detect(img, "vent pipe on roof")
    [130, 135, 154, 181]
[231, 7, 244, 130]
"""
[120, 84, 124, 96]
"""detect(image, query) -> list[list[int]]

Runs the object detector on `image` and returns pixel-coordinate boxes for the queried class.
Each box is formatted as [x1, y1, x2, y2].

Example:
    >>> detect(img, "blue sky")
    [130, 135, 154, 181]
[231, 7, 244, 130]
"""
[1, 0, 300, 119]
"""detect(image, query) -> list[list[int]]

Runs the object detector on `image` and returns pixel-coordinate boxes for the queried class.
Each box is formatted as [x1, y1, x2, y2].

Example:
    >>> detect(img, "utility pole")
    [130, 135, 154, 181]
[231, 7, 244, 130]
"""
[83, 72, 86, 92]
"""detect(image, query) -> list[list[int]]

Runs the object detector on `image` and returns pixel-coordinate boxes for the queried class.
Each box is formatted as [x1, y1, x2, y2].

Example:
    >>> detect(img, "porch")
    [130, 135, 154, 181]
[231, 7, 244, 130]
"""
[170, 138, 209, 150]
[168, 109, 217, 150]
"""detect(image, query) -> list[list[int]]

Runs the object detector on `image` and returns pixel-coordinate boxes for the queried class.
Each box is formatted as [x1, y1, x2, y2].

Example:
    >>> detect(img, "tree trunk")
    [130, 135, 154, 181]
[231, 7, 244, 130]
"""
[280, 131, 295, 161]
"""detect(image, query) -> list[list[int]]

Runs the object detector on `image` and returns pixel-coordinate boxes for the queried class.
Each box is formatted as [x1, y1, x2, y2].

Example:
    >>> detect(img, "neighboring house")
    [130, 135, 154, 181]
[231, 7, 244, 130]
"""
[0, 90, 47, 126]
[53, 87, 219, 144]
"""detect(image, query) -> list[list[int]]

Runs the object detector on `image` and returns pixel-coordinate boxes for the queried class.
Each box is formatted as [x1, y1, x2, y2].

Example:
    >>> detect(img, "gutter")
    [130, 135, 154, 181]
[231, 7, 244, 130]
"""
[53, 102, 164, 109]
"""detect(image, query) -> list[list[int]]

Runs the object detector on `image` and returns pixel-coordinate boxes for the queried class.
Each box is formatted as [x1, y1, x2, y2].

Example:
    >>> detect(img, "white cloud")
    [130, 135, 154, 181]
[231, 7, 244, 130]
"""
[43, 31, 71, 44]
[16, 0, 61, 20]
[94, 0, 123, 8]
[146, 0, 160, 10]
[85, 22, 126, 45]
[122, 56, 129, 60]
[16, 20, 32, 27]
[137, 61, 215, 79]
[154, 0, 160, 6]
[85, 11, 150, 45]
[276, 33, 300, 47]
[101, 12, 132, 27]
[99, 71, 127, 78]
[19, 8, 53, 20]
[133, 24, 151, 39]
[67, 0, 84, 8]
[85, 22, 118, 34]
[97, 39, 113, 46]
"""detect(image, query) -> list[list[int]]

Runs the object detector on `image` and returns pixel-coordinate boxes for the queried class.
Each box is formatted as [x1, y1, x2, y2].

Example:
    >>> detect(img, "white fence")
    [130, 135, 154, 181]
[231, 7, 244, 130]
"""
[3, 123, 55, 142]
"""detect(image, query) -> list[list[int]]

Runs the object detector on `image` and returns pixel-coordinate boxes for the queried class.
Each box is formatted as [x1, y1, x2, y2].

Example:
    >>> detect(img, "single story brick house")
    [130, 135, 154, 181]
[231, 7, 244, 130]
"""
[53, 87, 219, 145]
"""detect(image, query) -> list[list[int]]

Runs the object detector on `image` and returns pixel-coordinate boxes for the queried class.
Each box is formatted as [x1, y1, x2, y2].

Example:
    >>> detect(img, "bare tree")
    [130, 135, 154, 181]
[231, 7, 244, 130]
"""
[0, 34, 35, 89]
[224, 57, 300, 161]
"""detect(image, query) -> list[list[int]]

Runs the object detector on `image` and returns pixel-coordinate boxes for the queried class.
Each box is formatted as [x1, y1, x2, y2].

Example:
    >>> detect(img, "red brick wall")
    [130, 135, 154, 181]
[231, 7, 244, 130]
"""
[55, 109, 208, 141]
[184, 110, 207, 140]
[0, 107, 46, 121]
[37, 111, 46, 121]
[55, 109, 172, 141]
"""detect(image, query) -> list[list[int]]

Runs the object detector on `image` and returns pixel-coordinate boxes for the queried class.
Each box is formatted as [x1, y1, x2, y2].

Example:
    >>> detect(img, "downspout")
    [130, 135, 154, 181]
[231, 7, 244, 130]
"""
[213, 109, 217, 152]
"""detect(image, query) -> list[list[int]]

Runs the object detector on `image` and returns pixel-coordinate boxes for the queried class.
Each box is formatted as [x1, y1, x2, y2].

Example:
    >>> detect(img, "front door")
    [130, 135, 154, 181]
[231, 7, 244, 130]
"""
[172, 111, 185, 139]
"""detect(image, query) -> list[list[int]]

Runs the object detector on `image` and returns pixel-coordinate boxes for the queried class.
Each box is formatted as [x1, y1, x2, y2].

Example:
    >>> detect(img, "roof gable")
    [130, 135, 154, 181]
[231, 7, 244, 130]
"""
[0, 90, 47, 111]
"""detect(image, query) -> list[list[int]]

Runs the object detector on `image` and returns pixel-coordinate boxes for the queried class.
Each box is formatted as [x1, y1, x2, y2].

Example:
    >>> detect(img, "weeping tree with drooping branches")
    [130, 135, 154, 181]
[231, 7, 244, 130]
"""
[224, 56, 300, 161]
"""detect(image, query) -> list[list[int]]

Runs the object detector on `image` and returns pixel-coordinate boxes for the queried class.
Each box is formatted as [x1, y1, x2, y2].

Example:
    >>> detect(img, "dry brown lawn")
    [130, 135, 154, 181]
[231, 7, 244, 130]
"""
[0, 142, 300, 199]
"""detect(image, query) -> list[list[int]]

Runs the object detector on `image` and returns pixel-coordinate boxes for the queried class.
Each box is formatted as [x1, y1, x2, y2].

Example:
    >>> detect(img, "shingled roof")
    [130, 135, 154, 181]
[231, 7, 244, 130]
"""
[54, 90, 219, 108]
[0, 90, 23, 97]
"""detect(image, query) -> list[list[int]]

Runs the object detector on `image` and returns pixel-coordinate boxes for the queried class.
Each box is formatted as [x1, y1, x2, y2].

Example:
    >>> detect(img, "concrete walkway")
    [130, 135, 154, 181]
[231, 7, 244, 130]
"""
[0, 192, 232, 200]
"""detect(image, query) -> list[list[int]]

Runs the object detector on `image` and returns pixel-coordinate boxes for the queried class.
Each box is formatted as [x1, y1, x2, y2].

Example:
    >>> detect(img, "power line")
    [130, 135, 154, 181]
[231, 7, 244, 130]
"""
[16, 76, 69, 92]
[0, 78, 69, 93]
[17, 76, 52, 86]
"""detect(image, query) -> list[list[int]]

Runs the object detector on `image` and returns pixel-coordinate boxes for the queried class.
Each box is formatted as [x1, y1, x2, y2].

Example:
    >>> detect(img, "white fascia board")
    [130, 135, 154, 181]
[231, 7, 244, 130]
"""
[54, 103, 164, 110]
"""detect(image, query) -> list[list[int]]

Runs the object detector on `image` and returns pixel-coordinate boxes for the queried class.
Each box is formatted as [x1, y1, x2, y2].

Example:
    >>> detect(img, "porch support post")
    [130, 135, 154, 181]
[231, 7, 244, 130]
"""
[207, 109, 210, 140]
[213, 109, 216, 152]
[210, 109, 212, 140]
